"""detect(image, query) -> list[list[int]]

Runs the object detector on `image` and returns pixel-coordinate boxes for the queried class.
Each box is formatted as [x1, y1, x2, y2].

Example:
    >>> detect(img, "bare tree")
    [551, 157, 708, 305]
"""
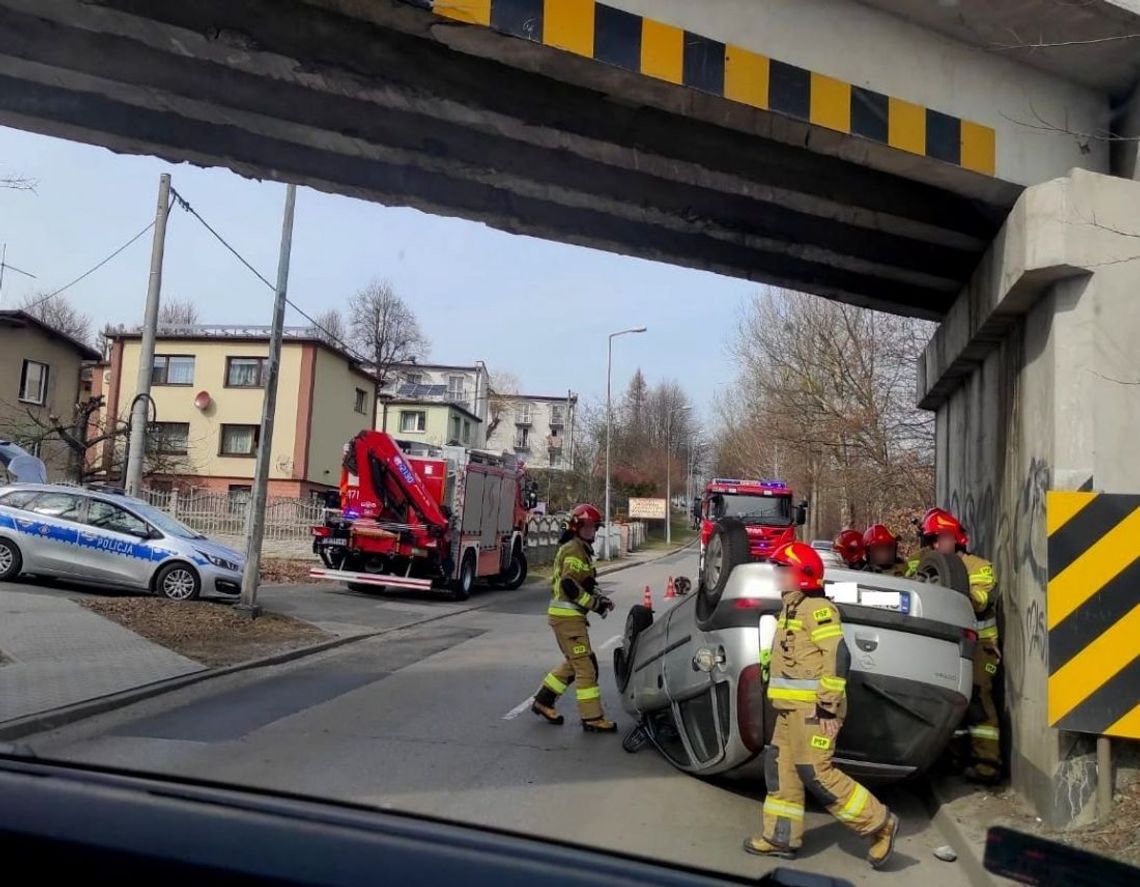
[1, 172, 36, 191]
[19, 292, 92, 345]
[313, 307, 347, 345]
[347, 279, 429, 384]
[158, 297, 200, 326]
[486, 369, 520, 437]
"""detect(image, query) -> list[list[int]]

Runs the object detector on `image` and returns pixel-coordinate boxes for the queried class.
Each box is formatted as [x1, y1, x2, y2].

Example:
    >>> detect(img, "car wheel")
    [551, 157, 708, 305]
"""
[697, 518, 751, 621]
[912, 550, 970, 595]
[0, 538, 22, 581]
[500, 546, 528, 590]
[155, 562, 201, 601]
[451, 552, 476, 601]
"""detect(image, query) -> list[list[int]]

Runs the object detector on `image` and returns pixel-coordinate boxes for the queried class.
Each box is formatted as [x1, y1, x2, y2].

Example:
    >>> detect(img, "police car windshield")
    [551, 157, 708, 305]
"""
[127, 501, 204, 540]
[718, 493, 793, 525]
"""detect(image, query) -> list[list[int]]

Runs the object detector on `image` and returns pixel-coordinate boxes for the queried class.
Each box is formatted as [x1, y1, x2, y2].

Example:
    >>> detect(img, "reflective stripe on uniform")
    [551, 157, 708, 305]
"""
[811, 624, 844, 643]
[768, 677, 819, 702]
[978, 617, 999, 639]
[547, 604, 583, 617]
[836, 785, 870, 822]
[576, 686, 601, 701]
[763, 798, 805, 821]
[562, 556, 591, 575]
[778, 617, 803, 631]
[543, 673, 568, 695]
[575, 591, 593, 608]
[969, 725, 1000, 741]
[820, 676, 847, 693]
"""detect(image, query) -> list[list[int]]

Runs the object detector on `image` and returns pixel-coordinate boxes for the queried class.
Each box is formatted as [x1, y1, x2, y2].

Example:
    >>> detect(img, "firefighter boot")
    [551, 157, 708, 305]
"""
[531, 687, 564, 725]
[867, 812, 900, 869]
[742, 836, 795, 860]
[582, 717, 618, 733]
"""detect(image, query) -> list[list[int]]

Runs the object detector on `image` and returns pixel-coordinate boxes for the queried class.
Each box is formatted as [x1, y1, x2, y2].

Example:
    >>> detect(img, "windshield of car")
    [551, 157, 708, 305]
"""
[123, 500, 204, 539]
[712, 492, 793, 525]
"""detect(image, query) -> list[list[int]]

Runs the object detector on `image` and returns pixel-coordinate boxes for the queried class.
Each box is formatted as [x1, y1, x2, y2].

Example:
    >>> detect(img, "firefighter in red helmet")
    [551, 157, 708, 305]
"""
[744, 541, 899, 869]
[914, 508, 1002, 784]
[531, 503, 617, 732]
[833, 528, 867, 570]
[864, 524, 907, 576]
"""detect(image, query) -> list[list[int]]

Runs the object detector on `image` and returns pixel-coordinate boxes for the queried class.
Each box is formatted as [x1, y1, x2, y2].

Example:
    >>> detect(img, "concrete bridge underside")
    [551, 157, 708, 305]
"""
[0, 0, 1030, 319]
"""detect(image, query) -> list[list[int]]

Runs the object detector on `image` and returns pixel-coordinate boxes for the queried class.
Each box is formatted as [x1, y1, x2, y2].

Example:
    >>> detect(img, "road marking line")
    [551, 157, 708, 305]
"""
[502, 696, 535, 720]
[598, 634, 622, 651]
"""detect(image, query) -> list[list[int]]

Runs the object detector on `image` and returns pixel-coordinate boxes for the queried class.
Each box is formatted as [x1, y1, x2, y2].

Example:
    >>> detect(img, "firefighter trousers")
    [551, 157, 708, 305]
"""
[761, 709, 888, 850]
[967, 641, 1002, 776]
[534, 617, 603, 720]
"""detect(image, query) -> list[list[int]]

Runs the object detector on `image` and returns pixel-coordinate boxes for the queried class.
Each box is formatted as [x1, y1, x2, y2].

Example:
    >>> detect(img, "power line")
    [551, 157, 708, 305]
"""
[169, 186, 375, 369]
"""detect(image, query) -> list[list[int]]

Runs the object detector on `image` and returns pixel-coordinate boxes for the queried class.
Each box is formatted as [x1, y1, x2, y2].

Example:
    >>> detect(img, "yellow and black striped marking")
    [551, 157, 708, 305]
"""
[432, 0, 996, 176]
[1047, 491, 1140, 739]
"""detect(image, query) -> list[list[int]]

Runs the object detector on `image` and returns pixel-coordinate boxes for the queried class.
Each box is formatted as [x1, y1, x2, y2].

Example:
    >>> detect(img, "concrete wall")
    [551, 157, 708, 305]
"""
[604, 0, 1109, 185]
[922, 169, 1140, 824]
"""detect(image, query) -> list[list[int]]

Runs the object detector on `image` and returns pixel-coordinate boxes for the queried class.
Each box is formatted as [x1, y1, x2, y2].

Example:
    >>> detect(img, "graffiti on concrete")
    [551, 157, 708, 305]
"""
[1024, 598, 1048, 664]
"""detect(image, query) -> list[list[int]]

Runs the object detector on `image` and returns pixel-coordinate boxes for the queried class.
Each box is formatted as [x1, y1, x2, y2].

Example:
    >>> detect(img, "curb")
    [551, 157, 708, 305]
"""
[917, 777, 996, 887]
[596, 539, 698, 578]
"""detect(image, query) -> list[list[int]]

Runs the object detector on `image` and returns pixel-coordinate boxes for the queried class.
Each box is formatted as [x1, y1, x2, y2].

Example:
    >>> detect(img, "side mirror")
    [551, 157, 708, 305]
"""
[795, 501, 808, 526]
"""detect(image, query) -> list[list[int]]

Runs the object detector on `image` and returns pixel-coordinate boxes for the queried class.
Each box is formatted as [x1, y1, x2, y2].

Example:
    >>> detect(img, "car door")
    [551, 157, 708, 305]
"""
[19, 491, 86, 576]
[78, 499, 158, 589]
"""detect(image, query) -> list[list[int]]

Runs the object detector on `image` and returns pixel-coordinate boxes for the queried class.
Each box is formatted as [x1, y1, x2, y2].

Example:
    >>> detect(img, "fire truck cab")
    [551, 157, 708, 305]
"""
[697, 478, 807, 588]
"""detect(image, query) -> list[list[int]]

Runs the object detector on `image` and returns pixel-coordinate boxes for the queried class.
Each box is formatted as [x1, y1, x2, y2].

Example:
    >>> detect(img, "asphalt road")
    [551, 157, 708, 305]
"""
[25, 550, 969, 886]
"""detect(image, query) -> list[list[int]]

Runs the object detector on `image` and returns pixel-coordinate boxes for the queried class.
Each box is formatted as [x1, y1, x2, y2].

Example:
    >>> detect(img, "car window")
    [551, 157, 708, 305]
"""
[679, 690, 721, 764]
[0, 489, 38, 509]
[646, 708, 690, 767]
[87, 500, 149, 537]
[28, 492, 85, 522]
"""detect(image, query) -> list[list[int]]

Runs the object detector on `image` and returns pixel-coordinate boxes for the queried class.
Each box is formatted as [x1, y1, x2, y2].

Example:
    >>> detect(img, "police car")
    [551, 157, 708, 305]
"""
[0, 483, 245, 600]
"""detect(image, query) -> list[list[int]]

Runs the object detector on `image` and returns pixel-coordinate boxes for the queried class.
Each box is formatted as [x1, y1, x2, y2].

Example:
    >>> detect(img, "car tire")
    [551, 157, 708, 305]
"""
[697, 518, 751, 621]
[451, 552, 476, 602]
[913, 550, 970, 595]
[0, 538, 22, 581]
[155, 562, 201, 601]
[500, 546, 528, 590]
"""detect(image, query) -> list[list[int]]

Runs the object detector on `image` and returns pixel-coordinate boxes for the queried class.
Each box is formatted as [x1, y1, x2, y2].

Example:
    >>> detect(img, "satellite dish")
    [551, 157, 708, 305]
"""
[194, 390, 212, 410]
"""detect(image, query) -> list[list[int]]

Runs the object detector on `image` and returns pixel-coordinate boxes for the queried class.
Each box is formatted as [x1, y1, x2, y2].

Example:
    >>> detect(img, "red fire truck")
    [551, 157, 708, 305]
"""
[697, 477, 807, 587]
[309, 431, 534, 600]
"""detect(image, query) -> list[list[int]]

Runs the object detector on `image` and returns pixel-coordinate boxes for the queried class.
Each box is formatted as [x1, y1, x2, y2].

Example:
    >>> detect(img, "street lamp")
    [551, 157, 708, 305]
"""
[604, 326, 647, 560]
[665, 405, 691, 545]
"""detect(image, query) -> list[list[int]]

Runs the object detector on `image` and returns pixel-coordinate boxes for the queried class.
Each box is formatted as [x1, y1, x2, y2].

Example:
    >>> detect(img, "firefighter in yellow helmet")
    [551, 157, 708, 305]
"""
[744, 542, 900, 868]
[918, 509, 1002, 784]
[531, 503, 617, 732]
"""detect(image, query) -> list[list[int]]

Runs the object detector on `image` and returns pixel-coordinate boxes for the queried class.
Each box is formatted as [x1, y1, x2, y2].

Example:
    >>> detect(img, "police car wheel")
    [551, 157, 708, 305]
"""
[156, 562, 201, 601]
[0, 538, 22, 580]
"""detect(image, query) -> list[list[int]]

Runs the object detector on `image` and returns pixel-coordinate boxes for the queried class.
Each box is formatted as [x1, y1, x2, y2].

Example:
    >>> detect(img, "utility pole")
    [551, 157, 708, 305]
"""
[604, 327, 646, 559]
[124, 174, 172, 496]
[238, 183, 297, 617]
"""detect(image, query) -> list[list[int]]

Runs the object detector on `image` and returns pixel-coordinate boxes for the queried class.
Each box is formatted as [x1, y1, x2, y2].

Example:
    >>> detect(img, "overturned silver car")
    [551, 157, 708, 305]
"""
[615, 519, 977, 783]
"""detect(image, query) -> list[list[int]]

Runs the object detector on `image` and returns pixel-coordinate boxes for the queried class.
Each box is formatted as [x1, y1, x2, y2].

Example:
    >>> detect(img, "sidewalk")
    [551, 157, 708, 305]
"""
[0, 591, 204, 722]
[595, 540, 695, 577]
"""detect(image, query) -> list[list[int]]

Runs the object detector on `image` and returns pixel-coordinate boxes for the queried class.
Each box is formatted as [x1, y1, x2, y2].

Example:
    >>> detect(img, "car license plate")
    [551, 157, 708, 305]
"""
[322, 538, 347, 547]
[860, 590, 911, 615]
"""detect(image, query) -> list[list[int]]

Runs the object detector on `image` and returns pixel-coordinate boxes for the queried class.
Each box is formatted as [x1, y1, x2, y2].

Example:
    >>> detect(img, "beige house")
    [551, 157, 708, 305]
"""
[0, 310, 101, 479]
[104, 325, 376, 497]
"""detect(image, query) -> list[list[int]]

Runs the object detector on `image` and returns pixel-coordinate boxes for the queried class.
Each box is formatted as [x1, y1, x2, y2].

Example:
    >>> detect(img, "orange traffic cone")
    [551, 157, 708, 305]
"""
[642, 585, 653, 609]
[665, 576, 676, 599]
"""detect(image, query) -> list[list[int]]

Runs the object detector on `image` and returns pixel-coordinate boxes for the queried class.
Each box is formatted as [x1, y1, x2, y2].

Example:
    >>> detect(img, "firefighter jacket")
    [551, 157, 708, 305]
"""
[867, 558, 908, 577]
[961, 553, 999, 643]
[767, 591, 850, 720]
[547, 537, 601, 618]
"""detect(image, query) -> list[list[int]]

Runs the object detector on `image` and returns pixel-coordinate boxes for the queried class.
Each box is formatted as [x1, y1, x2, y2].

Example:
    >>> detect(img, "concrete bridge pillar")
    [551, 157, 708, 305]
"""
[918, 169, 1140, 826]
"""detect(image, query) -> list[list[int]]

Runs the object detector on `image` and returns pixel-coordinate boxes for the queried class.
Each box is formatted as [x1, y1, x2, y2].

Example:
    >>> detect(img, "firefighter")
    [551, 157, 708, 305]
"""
[863, 524, 907, 576]
[531, 503, 617, 733]
[744, 542, 900, 868]
[916, 509, 1002, 784]
[832, 528, 866, 570]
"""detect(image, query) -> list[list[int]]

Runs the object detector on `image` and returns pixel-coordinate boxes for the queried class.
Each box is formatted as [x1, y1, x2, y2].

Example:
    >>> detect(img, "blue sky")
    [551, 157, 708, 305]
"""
[0, 125, 754, 423]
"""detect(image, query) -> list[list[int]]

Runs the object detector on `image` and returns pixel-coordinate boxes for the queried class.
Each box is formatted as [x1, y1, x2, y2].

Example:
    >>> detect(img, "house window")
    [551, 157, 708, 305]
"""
[354, 388, 368, 414]
[226, 357, 267, 388]
[550, 404, 565, 427]
[220, 424, 259, 456]
[463, 420, 471, 444]
[18, 359, 49, 405]
[516, 403, 533, 424]
[447, 375, 465, 403]
[400, 410, 426, 433]
[515, 426, 530, 449]
[450, 415, 461, 443]
[151, 421, 190, 455]
[152, 355, 195, 386]
[404, 372, 423, 386]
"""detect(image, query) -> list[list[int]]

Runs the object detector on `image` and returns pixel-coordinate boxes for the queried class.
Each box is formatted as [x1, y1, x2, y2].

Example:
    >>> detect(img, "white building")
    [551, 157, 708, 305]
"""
[378, 362, 491, 448]
[486, 393, 577, 470]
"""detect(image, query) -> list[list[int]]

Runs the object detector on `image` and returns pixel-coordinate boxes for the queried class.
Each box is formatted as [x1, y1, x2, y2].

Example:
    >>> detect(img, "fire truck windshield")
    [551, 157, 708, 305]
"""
[710, 492, 793, 525]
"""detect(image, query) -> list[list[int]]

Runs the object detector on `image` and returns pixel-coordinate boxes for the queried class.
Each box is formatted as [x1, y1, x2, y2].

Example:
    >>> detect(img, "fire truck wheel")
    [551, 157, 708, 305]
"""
[499, 546, 528, 590]
[451, 552, 476, 601]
